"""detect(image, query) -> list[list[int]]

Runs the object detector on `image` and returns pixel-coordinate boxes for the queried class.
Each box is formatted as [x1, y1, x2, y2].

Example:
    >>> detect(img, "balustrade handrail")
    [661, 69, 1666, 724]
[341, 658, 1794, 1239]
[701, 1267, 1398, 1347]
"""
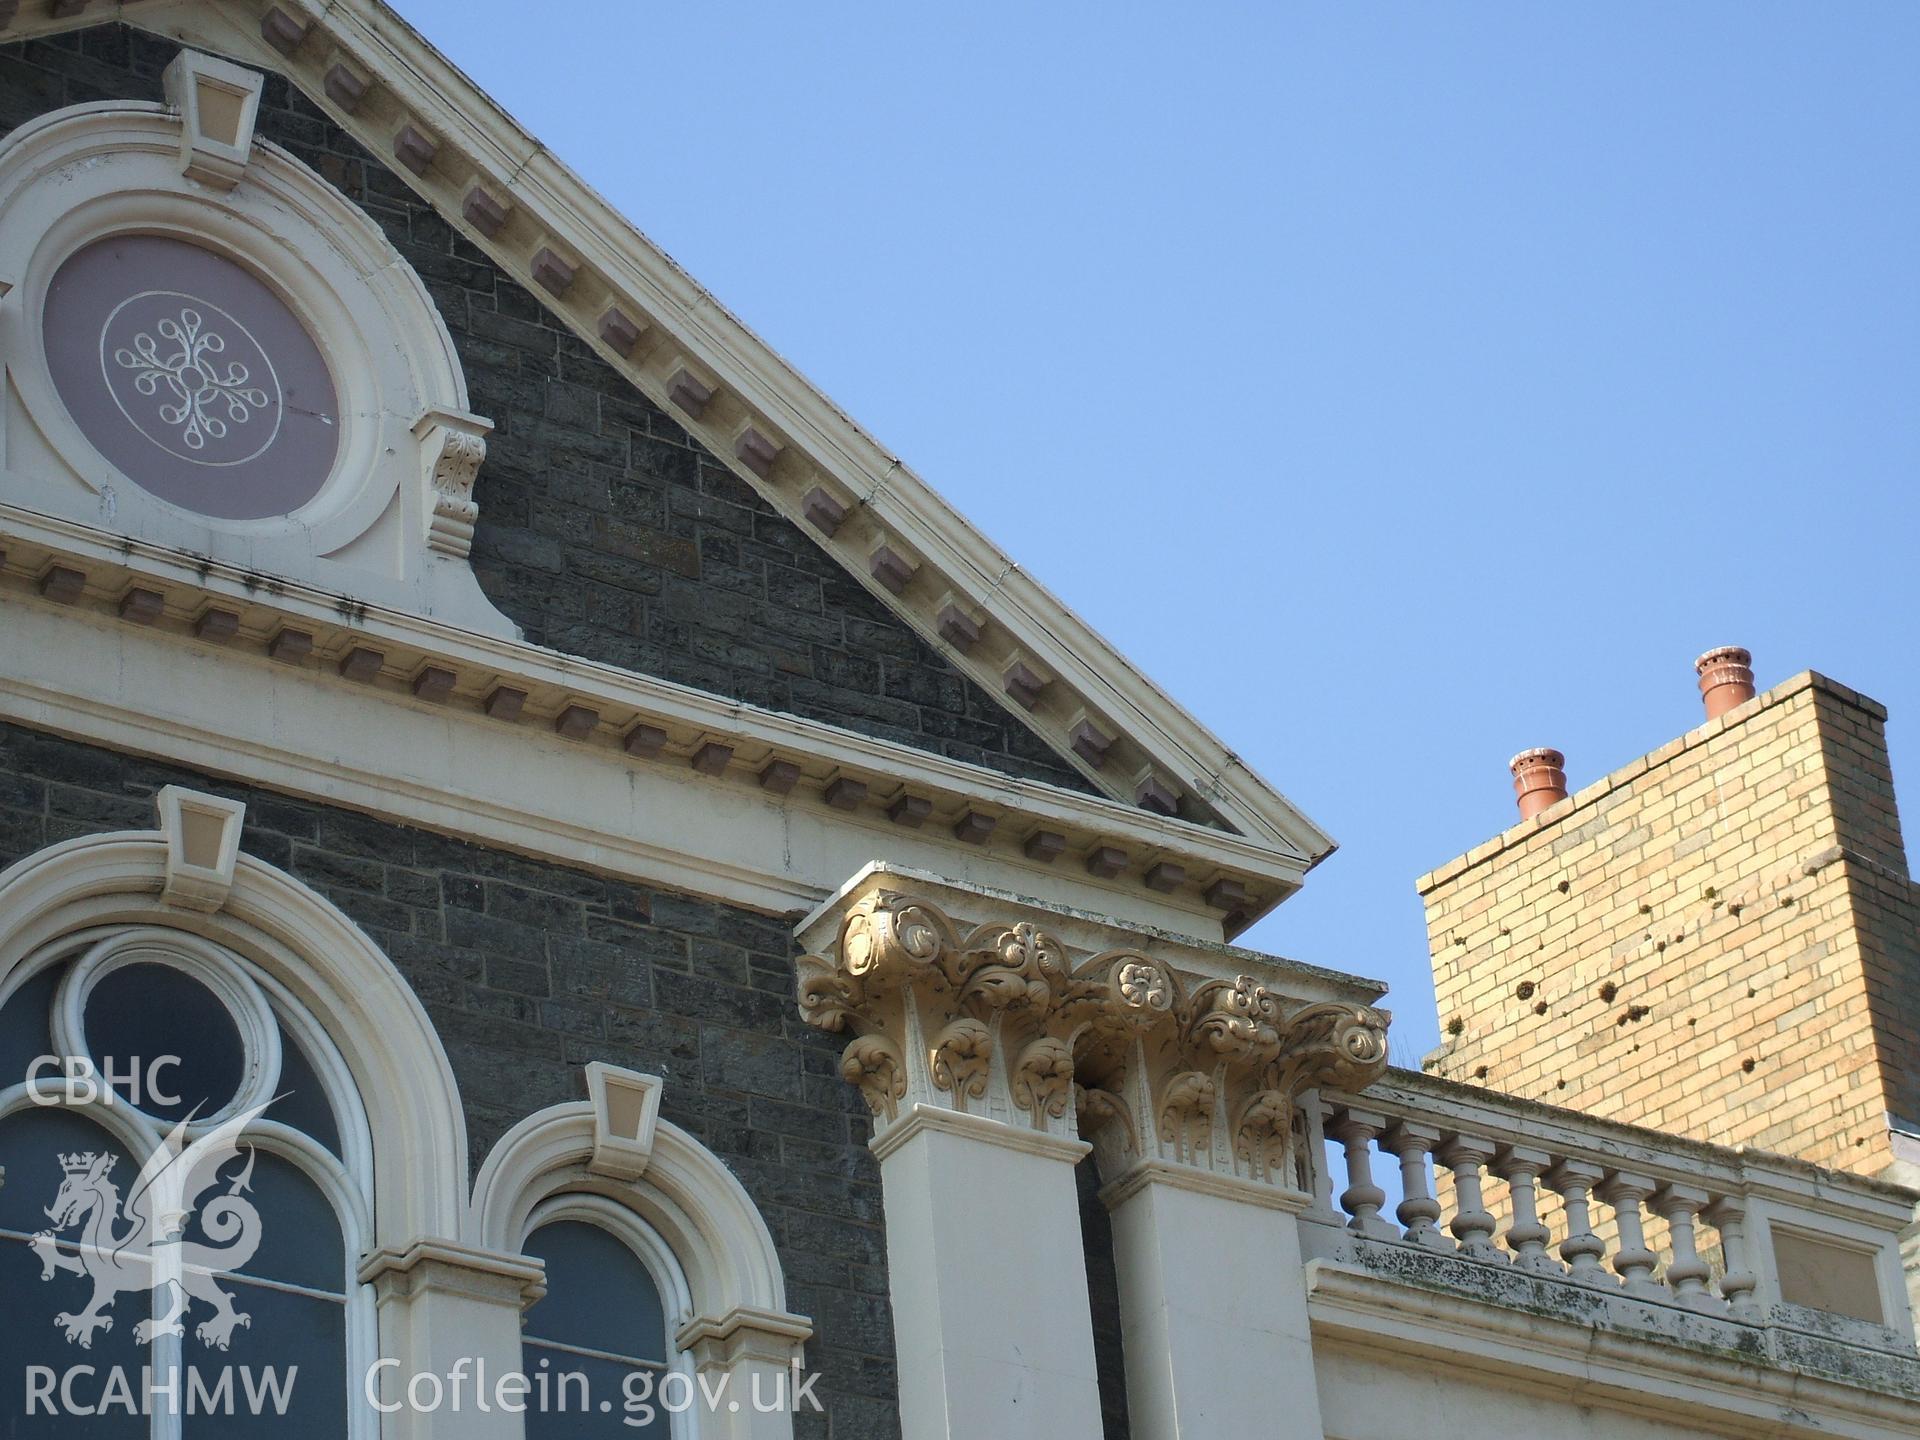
[1308, 1067, 1919, 1348]
[1320, 1068, 1917, 1227]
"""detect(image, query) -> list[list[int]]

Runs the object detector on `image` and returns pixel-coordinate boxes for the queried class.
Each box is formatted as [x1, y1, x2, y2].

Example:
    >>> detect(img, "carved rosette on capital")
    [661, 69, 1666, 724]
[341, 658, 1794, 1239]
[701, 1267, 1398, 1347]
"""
[1075, 970, 1390, 1194]
[796, 890, 1086, 1143]
[795, 890, 1391, 1188]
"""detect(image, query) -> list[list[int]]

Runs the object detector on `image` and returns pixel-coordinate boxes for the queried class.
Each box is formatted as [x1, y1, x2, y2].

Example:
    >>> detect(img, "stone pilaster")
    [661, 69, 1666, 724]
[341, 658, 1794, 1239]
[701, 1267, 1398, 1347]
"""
[797, 887, 1109, 1439]
[795, 873, 1391, 1440]
[357, 1240, 545, 1440]
[1073, 957, 1387, 1440]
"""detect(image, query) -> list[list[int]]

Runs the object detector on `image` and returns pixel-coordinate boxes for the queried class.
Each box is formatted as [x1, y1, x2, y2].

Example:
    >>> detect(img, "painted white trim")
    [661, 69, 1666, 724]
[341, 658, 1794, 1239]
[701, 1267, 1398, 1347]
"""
[470, 1101, 806, 1338]
[0, 829, 469, 1245]
[867, 1101, 1093, 1167]
[0, 100, 511, 635]
[1307, 1258, 1920, 1439]
[50, 925, 283, 1131]
[1098, 1155, 1312, 1215]
[0, 567, 1306, 933]
[17, 0, 1336, 871]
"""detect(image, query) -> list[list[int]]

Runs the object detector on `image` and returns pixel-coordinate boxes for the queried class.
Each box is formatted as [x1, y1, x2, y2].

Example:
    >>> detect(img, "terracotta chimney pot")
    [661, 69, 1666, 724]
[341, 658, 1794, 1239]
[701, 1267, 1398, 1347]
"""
[1510, 748, 1568, 820]
[1695, 646, 1755, 720]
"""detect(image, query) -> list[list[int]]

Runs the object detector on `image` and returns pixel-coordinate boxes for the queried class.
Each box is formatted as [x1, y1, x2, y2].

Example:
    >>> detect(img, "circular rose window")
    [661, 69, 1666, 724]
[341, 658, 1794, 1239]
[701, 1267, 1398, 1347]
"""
[42, 234, 340, 520]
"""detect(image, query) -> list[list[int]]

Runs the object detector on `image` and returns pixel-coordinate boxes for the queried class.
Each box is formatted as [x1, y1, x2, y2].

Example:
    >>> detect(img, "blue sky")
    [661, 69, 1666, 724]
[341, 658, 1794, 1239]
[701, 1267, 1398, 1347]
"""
[392, 1, 1919, 1064]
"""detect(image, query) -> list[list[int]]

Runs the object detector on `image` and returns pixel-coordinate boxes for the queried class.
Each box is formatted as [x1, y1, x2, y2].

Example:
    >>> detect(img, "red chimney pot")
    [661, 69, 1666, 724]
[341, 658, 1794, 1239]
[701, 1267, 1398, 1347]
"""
[1695, 646, 1755, 720]
[1510, 748, 1568, 820]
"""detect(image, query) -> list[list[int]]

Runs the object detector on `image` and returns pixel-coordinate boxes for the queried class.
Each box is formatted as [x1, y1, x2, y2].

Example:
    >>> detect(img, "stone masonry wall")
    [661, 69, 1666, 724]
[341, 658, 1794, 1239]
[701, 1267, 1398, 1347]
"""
[0, 718, 902, 1440]
[0, 23, 1093, 796]
[1420, 673, 1920, 1178]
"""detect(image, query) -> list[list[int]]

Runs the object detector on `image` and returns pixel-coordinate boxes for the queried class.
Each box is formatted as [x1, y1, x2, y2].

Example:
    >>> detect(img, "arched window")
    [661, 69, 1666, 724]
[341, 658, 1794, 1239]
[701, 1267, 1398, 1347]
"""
[518, 1197, 693, 1438]
[0, 926, 374, 1436]
[471, 1069, 814, 1440]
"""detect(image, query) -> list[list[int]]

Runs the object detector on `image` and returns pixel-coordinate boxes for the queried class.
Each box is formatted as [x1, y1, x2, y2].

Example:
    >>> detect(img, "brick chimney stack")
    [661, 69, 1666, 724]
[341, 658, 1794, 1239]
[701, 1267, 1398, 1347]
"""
[1419, 654, 1920, 1202]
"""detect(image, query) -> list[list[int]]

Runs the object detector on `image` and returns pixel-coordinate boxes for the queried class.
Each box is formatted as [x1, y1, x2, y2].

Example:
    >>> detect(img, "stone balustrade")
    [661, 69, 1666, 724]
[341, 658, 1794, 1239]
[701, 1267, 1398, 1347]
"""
[1306, 1069, 1919, 1354]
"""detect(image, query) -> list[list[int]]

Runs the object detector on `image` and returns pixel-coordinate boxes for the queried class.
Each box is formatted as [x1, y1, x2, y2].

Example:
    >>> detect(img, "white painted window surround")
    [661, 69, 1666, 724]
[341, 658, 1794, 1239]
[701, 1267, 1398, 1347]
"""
[0, 924, 378, 1438]
[0, 796, 808, 1439]
[0, 92, 512, 635]
[520, 1194, 699, 1440]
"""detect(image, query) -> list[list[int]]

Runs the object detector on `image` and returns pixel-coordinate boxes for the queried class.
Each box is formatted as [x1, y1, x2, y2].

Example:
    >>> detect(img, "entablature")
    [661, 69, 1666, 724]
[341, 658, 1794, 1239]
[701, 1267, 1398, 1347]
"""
[0, 506, 1313, 934]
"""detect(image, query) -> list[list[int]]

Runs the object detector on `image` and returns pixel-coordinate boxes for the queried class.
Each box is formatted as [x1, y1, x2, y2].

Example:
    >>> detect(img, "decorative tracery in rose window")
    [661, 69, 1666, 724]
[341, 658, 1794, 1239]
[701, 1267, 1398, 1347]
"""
[112, 306, 269, 452]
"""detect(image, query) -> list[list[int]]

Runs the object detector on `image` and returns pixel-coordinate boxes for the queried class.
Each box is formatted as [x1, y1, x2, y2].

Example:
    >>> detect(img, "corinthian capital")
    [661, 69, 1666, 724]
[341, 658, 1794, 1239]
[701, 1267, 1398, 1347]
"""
[1075, 962, 1390, 1196]
[795, 883, 1390, 1175]
[796, 890, 1086, 1141]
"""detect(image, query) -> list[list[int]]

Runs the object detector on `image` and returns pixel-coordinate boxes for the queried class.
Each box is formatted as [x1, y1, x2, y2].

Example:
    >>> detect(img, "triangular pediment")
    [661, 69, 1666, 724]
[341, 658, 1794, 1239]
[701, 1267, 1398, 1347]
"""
[2, 0, 1335, 884]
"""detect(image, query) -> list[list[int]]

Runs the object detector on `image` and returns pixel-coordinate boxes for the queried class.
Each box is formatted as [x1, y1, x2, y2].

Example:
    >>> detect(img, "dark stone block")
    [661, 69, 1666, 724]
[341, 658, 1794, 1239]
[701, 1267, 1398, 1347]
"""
[701, 1025, 802, 1097]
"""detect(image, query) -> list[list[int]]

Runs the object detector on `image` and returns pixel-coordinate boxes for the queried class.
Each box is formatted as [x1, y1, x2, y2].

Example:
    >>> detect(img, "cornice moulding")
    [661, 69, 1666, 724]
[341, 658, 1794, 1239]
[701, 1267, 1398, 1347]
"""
[0, 508, 1312, 932]
[1099, 1156, 1313, 1215]
[356, 1237, 548, 1306]
[0, 0, 1336, 880]
[794, 863, 1384, 1003]
[1306, 1260, 1920, 1436]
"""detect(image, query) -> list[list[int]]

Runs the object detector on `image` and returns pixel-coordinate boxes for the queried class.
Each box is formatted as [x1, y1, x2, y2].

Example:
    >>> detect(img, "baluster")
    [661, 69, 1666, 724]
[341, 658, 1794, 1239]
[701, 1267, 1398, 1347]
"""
[1702, 1197, 1760, 1317]
[1653, 1184, 1716, 1310]
[1597, 1172, 1664, 1298]
[1544, 1160, 1610, 1286]
[1385, 1121, 1453, 1251]
[1495, 1146, 1559, 1274]
[1296, 1092, 1343, 1226]
[1329, 1108, 1398, 1240]
[1434, 1134, 1505, 1262]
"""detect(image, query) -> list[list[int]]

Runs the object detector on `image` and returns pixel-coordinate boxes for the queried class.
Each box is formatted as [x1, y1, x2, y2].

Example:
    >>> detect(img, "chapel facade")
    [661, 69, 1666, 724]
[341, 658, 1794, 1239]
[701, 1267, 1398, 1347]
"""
[0, 6, 1914, 1439]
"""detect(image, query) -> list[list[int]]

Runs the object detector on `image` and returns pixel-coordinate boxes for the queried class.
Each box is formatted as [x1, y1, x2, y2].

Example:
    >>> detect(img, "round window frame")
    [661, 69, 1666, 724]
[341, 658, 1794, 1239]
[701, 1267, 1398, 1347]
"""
[0, 101, 470, 549]
[52, 927, 282, 1132]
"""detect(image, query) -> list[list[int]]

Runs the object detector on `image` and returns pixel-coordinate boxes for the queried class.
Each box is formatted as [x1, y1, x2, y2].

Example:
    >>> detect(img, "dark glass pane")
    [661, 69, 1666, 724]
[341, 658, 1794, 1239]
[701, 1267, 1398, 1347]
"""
[521, 1219, 666, 1362]
[0, 1108, 151, 1439]
[176, 1283, 345, 1438]
[269, 1026, 341, 1157]
[0, 962, 61, 1092]
[521, 1346, 669, 1439]
[83, 963, 244, 1123]
[179, 1151, 343, 1295]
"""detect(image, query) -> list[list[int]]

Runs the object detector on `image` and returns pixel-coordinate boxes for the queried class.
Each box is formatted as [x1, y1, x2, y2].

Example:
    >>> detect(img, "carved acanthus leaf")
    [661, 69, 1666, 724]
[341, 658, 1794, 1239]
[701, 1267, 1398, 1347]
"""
[1232, 1088, 1294, 1184]
[1011, 1036, 1076, 1124]
[1076, 1083, 1137, 1154]
[1188, 975, 1283, 1064]
[841, 1035, 907, 1122]
[795, 954, 857, 1033]
[795, 889, 1392, 1164]
[930, 1017, 992, 1104]
[1266, 1002, 1391, 1101]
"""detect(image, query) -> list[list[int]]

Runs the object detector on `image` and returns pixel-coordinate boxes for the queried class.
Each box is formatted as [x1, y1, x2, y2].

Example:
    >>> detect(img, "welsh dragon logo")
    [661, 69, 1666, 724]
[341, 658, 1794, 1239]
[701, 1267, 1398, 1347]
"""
[29, 1103, 270, 1351]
